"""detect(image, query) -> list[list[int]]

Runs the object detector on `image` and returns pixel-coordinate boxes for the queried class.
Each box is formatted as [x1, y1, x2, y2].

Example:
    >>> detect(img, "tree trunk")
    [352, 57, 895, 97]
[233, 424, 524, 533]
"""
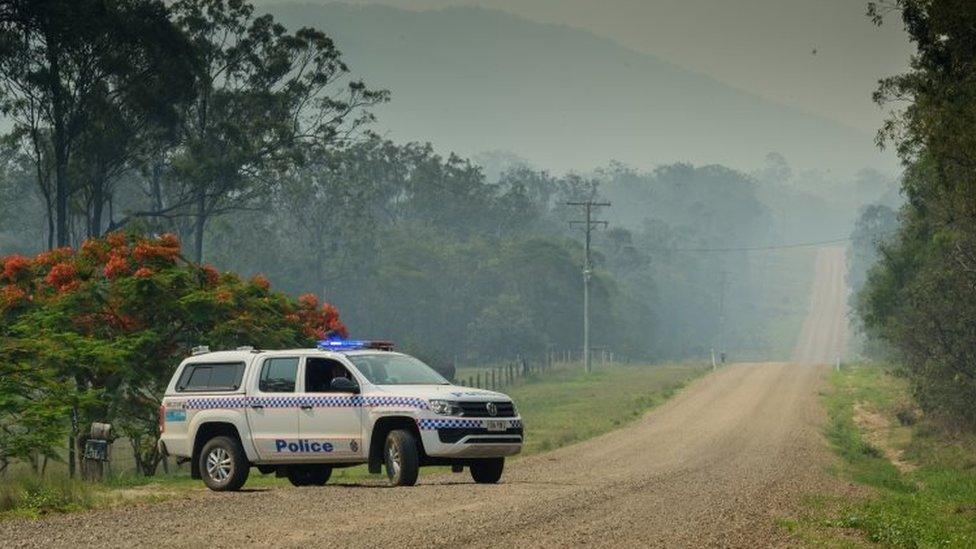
[68, 406, 77, 478]
[89, 166, 105, 238]
[46, 209, 54, 250]
[193, 186, 206, 263]
[45, 35, 70, 247]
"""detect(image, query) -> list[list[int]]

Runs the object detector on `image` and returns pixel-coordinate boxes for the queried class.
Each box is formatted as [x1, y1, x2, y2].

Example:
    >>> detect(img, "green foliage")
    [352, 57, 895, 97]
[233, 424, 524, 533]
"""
[806, 363, 976, 547]
[0, 0, 198, 246]
[207, 135, 788, 363]
[0, 474, 95, 517]
[857, 1, 976, 428]
[0, 233, 346, 474]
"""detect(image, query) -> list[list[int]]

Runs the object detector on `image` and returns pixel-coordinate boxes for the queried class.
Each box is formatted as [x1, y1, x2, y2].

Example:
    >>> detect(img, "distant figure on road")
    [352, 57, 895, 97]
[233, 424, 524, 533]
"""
[720, 352, 727, 364]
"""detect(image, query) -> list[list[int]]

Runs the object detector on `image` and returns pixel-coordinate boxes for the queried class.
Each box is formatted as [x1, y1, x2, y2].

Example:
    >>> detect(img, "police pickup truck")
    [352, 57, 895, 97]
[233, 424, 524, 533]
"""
[158, 340, 523, 491]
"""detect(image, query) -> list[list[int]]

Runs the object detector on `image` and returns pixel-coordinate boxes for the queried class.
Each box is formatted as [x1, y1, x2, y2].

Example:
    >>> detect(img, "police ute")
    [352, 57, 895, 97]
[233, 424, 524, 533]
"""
[158, 340, 523, 490]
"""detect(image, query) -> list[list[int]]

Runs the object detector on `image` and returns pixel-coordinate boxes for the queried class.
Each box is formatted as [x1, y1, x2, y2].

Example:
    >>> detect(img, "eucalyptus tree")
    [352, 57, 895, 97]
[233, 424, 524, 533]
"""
[0, 0, 197, 247]
[164, 0, 388, 262]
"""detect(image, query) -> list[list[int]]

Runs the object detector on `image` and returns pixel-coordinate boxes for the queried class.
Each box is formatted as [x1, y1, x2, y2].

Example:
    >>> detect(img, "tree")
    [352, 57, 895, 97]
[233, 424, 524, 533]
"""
[0, 0, 197, 247]
[152, 0, 388, 262]
[0, 233, 347, 475]
[857, 1, 976, 428]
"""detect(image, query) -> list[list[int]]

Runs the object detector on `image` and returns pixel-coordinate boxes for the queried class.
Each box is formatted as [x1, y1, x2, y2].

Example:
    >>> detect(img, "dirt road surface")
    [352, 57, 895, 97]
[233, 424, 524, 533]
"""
[1, 247, 849, 547]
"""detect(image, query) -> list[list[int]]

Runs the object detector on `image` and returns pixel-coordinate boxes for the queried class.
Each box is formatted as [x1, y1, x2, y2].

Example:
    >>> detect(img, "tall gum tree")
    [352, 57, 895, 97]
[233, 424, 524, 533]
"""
[166, 0, 389, 262]
[0, 0, 197, 248]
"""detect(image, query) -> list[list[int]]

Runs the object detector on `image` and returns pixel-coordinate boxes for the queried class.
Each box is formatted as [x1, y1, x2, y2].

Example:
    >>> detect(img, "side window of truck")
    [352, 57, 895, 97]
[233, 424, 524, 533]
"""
[259, 357, 299, 392]
[176, 362, 244, 392]
[305, 357, 353, 392]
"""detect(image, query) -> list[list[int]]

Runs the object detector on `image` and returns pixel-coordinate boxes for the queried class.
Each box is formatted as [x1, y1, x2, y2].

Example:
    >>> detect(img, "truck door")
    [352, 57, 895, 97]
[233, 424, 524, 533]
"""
[297, 357, 366, 461]
[245, 356, 301, 461]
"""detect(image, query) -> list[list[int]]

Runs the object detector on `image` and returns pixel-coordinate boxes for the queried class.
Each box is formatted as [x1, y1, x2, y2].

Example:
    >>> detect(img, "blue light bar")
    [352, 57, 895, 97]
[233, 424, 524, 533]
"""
[317, 339, 368, 350]
[316, 339, 395, 351]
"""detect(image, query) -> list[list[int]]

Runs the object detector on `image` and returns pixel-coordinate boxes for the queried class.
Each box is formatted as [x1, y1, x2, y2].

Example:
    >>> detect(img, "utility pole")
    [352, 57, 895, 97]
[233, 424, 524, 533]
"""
[567, 200, 610, 373]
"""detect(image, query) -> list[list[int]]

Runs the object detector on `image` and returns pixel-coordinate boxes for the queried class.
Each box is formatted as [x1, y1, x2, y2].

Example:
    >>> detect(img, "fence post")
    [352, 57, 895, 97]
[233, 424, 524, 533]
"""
[469, 376, 474, 388]
[476, 372, 481, 388]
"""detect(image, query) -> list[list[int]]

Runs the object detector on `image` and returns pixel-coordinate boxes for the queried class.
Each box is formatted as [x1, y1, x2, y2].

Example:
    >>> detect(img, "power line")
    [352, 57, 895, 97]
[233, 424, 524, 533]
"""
[566, 200, 611, 374]
[646, 236, 851, 253]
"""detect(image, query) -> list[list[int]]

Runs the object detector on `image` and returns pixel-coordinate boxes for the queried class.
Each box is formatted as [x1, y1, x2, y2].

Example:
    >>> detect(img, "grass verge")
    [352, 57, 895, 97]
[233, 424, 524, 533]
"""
[790, 362, 976, 547]
[1, 360, 706, 519]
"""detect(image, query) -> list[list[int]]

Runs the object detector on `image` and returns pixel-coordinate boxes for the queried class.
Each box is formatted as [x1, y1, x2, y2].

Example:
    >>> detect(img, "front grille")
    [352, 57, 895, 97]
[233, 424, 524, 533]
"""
[438, 427, 524, 444]
[458, 401, 516, 417]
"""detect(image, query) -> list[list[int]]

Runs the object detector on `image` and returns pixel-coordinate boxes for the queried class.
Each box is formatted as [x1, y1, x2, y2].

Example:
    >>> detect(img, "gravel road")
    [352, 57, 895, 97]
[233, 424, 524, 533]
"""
[0, 247, 849, 548]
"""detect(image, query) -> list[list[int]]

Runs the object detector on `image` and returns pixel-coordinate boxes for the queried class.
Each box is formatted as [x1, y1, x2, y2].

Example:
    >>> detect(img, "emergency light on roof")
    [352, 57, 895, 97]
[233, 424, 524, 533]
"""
[316, 339, 394, 351]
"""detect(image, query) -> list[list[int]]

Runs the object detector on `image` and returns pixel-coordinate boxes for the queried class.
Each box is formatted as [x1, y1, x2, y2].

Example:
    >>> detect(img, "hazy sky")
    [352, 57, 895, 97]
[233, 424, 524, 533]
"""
[274, 0, 913, 135]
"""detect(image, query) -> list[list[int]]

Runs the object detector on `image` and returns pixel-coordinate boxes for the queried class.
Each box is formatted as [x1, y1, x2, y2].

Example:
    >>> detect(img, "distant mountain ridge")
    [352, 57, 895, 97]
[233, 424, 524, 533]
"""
[266, 2, 896, 175]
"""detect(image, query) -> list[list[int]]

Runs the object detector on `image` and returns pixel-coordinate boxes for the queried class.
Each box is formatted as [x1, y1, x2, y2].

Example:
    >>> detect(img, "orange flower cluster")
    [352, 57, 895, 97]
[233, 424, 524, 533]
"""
[34, 246, 73, 268]
[1, 233, 351, 346]
[294, 292, 348, 340]
[298, 293, 319, 309]
[202, 265, 220, 286]
[250, 275, 271, 291]
[45, 262, 78, 292]
[81, 238, 110, 263]
[2, 255, 30, 282]
[104, 254, 130, 280]
[1, 284, 28, 307]
[133, 236, 179, 264]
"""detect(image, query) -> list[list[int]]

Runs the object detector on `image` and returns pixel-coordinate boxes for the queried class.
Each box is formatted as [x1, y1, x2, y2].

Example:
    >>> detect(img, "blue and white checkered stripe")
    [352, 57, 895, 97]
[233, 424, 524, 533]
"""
[363, 396, 429, 409]
[417, 418, 485, 430]
[417, 418, 522, 430]
[183, 395, 430, 410]
[185, 397, 248, 409]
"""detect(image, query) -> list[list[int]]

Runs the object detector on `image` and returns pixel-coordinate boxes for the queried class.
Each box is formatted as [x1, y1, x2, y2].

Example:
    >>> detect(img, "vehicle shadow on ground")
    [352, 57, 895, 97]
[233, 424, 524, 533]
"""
[321, 479, 581, 489]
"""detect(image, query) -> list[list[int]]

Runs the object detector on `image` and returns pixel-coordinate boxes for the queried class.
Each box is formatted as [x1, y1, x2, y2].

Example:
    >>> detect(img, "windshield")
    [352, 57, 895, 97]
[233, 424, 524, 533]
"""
[348, 353, 449, 385]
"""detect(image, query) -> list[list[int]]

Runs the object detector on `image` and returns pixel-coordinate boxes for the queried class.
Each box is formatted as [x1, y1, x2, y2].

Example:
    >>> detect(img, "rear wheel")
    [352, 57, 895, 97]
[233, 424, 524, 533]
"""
[286, 464, 332, 487]
[199, 436, 249, 491]
[470, 458, 504, 484]
[384, 429, 420, 486]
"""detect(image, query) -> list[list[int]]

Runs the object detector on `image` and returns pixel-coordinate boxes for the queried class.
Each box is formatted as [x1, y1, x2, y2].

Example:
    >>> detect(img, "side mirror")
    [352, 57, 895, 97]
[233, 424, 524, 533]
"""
[331, 377, 360, 394]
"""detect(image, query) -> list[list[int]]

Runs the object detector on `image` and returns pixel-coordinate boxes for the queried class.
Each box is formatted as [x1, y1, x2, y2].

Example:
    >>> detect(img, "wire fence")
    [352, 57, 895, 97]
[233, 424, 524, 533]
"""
[454, 349, 616, 391]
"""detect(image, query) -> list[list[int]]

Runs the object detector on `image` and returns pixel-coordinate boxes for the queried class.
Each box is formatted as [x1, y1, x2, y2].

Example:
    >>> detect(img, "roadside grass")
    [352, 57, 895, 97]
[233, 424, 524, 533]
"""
[0, 360, 707, 519]
[499, 361, 706, 454]
[0, 474, 95, 519]
[791, 362, 976, 547]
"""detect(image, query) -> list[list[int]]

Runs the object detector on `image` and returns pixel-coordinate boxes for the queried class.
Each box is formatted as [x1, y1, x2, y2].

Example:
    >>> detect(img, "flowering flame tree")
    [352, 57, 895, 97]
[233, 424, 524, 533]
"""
[0, 233, 346, 475]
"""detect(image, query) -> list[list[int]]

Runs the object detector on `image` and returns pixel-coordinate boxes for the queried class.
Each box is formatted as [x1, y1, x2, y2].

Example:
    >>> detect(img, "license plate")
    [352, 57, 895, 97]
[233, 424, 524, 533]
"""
[485, 420, 506, 432]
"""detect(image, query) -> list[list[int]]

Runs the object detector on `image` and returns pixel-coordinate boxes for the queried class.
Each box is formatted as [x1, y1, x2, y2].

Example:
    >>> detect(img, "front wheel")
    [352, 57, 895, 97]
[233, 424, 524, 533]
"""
[199, 436, 249, 491]
[470, 458, 504, 484]
[286, 464, 332, 487]
[384, 429, 420, 486]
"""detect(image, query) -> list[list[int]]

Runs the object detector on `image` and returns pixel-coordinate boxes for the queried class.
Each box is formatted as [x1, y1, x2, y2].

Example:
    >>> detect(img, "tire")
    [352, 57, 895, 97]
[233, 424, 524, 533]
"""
[384, 429, 420, 486]
[470, 458, 504, 484]
[286, 464, 332, 487]
[199, 436, 249, 491]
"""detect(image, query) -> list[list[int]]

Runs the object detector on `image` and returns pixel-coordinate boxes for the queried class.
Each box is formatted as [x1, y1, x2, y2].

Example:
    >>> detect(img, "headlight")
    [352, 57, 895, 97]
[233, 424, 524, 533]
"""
[428, 399, 463, 416]
[509, 401, 519, 416]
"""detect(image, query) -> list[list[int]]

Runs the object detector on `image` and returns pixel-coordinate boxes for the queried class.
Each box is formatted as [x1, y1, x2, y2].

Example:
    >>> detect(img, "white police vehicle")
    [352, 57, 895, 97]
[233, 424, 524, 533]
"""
[158, 340, 523, 491]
